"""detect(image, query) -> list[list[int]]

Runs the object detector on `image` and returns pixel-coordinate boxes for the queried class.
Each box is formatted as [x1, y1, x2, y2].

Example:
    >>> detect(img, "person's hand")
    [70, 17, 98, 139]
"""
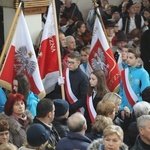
[124, 106, 130, 118]
[121, 110, 125, 120]
[58, 76, 65, 85]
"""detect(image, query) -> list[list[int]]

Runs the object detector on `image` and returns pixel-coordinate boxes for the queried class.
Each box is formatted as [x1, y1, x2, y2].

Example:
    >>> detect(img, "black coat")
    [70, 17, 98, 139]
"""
[52, 118, 69, 138]
[33, 117, 60, 150]
[140, 29, 150, 75]
[131, 135, 150, 150]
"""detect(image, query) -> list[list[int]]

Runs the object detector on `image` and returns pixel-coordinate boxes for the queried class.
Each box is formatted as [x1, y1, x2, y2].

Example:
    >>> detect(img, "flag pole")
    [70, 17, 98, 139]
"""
[93, 0, 110, 45]
[0, 2, 22, 69]
[51, 0, 65, 100]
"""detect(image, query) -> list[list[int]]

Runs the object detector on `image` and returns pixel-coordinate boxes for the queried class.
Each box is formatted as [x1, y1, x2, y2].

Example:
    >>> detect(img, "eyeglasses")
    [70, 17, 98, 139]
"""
[67, 60, 75, 65]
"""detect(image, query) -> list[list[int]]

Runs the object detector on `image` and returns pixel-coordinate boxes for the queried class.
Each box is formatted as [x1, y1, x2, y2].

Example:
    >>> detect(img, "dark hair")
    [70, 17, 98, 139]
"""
[68, 51, 81, 61]
[142, 86, 150, 103]
[74, 21, 85, 31]
[88, 70, 109, 98]
[14, 74, 30, 100]
[36, 98, 54, 117]
[0, 120, 9, 132]
[4, 93, 26, 116]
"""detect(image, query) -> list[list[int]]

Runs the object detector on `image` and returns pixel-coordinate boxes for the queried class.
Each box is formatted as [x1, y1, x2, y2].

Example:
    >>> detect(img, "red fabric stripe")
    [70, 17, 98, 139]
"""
[121, 70, 135, 106]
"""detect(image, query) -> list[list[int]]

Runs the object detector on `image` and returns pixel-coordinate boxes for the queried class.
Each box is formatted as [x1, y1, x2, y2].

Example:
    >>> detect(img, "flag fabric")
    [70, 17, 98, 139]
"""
[38, 2, 59, 94]
[0, 11, 45, 99]
[86, 17, 120, 92]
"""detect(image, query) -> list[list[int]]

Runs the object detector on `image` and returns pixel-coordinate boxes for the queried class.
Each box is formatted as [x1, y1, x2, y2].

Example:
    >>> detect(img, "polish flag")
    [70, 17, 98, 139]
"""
[86, 17, 120, 92]
[38, 2, 59, 94]
[0, 11, 46, 99]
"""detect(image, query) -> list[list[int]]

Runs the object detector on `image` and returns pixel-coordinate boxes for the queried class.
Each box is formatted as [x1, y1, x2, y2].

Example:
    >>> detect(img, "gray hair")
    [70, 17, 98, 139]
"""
[66, 35, 75, 43]
[133, 101, 150, 118]
[137, 115, 150, 129]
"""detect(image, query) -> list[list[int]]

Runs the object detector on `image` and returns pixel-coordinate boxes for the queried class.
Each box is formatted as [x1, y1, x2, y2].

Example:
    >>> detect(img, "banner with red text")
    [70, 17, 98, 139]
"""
[38, 2, 59, 94]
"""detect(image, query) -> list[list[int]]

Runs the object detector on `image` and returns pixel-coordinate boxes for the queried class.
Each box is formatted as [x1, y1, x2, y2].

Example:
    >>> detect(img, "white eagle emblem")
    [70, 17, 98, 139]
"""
[14, 46, 37, 76]
[91, 47, 109, 76]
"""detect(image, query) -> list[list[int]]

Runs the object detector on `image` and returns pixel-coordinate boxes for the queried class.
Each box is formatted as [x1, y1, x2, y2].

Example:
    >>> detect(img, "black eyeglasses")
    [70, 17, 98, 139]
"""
[66, 60, 75, 65]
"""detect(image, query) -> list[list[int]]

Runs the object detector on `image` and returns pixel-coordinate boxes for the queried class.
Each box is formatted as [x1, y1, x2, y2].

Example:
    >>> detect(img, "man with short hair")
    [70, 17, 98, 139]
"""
[62, 51, 88, 115]
[0, 120, 9, 144]
[56, 112, 91, 150]
[33, 98, 60, 150]
[0, 119, 17, 148]
[66, 35, 76, 52]
[131, 115, 150, 150]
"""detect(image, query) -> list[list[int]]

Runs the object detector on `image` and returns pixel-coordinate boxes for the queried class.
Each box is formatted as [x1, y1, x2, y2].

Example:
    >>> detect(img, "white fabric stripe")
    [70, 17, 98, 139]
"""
[125, 68, 138, 103]
[88, 96, 96, 119]
[66, 68, 85, 114]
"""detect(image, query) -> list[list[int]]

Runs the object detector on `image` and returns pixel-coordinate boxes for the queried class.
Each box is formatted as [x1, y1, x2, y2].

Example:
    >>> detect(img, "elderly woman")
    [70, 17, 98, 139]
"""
[0, 93, 33, 148]
[87, 125, 128, 150]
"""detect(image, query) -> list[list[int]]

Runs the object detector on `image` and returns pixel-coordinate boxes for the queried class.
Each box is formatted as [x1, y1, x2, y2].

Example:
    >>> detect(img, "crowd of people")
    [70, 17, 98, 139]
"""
[0, 0, 150, 149]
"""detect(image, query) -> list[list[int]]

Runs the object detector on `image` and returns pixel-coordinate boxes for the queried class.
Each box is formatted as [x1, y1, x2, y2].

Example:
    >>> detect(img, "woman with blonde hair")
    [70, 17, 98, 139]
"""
[88, 125, 128, 150]
[86, 115, 113, 140]
[101, 92, 121, 113]
[101, 92, 130, 127]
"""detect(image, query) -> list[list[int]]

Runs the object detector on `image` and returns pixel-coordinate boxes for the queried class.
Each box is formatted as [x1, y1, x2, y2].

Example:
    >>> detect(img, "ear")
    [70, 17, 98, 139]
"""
[47, 111, 52, 118]
[83, 123, 87, 131]
[77, 60, 81, 66]
[139, 127, 144, 135]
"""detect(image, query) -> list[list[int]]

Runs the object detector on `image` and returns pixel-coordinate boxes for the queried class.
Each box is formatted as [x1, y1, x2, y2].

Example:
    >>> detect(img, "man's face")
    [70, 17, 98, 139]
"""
[128, 5, 136, 14]
[49, 104, 55, 123]
[139, 120, 150, 144]
[59, 33, 67, 48]
[0, 131, 9, 144]
[80, 50, 89, 63]
[64, 0, 71, 8]
[67, 37, 76, 51]
[126, 52, 138, 67]
[67, 58, 80, 71]
[106, 27, 115, 37]
[116, 41, 127, 50]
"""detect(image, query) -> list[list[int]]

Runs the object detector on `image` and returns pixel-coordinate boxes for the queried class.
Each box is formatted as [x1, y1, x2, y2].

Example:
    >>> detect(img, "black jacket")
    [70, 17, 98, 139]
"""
[131, 135, 150, 150]
[52, 118, 69, 138]
[33, 117, 60, 150]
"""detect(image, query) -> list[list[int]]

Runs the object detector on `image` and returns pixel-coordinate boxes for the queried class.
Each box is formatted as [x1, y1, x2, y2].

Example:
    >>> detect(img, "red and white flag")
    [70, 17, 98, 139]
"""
[0, 11, 45, 99]
[38, 2, 59, 94]
[86, 17, 120, 92]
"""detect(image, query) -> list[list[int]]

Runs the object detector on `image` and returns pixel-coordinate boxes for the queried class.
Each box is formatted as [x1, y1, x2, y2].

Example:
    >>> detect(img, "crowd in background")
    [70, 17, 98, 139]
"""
[0, 0, 150, 149]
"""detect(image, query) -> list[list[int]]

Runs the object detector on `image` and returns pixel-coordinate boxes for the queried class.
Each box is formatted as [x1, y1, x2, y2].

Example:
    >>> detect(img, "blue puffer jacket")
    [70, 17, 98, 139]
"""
[0, 87, 7, 113]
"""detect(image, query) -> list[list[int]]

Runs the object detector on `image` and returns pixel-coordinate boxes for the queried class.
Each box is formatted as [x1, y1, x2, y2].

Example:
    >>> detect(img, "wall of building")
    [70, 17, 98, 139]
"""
[71, 0, 122, 21]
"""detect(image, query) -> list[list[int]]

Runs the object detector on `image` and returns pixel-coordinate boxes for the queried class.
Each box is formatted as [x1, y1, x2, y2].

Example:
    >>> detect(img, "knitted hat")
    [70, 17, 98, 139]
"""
[54, 99, 69, 117]
[27, 123, 50, 147]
